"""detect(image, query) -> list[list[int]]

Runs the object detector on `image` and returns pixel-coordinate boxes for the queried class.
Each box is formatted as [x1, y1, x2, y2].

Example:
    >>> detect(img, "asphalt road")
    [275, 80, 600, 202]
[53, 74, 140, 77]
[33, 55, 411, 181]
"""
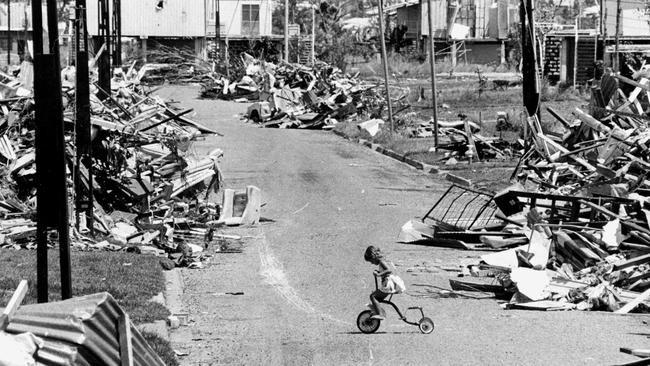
[160, 85, 648, 366]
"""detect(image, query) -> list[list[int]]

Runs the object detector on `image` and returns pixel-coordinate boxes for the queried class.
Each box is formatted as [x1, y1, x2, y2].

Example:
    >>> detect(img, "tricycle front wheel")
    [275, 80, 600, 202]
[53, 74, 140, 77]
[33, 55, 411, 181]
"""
[357, 310, 380, 334]
[418, 317, 434, 334]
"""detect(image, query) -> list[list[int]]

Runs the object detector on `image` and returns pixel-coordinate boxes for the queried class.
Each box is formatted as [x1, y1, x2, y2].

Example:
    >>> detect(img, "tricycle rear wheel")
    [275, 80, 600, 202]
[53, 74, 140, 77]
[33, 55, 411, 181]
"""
[357, 310, 380, 334]
[418, 317, 434, 334]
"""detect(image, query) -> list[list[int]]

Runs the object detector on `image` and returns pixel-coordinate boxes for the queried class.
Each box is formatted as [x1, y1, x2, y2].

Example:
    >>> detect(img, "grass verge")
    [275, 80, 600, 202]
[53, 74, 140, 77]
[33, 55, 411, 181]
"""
[142, 331, 180, 366]
[0, 250, 170, 324]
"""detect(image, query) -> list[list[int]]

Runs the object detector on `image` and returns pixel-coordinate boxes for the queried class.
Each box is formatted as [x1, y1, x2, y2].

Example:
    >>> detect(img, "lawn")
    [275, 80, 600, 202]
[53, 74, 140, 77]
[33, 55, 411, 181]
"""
[0, 250, 170, 324]
[335, 71, 587, 192]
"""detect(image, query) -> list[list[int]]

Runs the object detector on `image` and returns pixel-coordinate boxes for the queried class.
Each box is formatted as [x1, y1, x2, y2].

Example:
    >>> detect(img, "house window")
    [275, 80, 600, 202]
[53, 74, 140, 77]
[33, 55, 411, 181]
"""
[242, 4, 260, 35]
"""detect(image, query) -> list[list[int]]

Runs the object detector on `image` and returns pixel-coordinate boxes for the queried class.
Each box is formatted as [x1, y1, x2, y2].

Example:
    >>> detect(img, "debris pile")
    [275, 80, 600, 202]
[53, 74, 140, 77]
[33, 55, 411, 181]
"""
[0, 59, 260, 269]
[134, 45, 220, 84]
[400, 113, 518, 162]
[201, 53, 391, 129]
[401, 71, 650, 313]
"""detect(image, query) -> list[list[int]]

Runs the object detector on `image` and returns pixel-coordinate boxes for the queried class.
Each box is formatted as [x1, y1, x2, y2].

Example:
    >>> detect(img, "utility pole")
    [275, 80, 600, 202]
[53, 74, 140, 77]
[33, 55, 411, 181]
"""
[614, 0, 620, 71]
[377, 0, 393, 133]
[573, 17, 578, 87]
[520, 0, 540, 120]
[311, 5, 315, 65]
[97, 0, 111, 100]
[426, 0, 439, 148]
[111, 0, 121, 66]
[75, 0, 93, 237]
[284, 0, 289, 62]
[215, 0, 220, 60]
[32, 0, 72, 302]
[7, 0, 10, 66]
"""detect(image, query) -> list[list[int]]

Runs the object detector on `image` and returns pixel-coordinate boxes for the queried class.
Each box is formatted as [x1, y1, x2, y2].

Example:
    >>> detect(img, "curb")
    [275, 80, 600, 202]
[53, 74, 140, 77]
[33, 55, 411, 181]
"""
[333, 130, 464, 184]
[445, 173, 472, 187]
[332, 130, 516, 187]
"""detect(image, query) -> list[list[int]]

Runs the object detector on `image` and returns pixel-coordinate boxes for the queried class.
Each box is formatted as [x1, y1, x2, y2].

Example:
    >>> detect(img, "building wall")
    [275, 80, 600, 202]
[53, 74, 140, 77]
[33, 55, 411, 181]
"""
[603, 0, 650, 37]
[396, 5, 420, 39]
[416, 0, 514, 39]
[420, 0, 449, 37]
[87, 0, 272, 39]
[206, 0, 273, 38]
[544, 36, 562, 84]
[87, 0, 206, 37]
[464, 41, 501, 64]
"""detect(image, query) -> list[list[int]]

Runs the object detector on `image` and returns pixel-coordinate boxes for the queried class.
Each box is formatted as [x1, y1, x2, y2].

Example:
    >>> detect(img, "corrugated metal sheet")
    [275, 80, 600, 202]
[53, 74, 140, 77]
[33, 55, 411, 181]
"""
[5, 292, 165, 366]
[0, 4, 48, 32]
[420, 0, 447, 37]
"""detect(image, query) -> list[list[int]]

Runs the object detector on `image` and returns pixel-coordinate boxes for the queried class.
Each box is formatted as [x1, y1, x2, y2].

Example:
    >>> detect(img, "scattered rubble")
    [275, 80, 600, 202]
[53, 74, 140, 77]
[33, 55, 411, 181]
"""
[200, 53, 394, 130]
[0, 54, 261, 269]
[0, 280, 165, 366]
[401, 70, 650, 313]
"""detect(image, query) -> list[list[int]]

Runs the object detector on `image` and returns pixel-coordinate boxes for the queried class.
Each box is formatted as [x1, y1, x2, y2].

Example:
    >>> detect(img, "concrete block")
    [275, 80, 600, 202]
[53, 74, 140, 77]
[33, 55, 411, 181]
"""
[403, 157, 424, 170]
[382, 149, 405, 162]
[445, 173, 472, 187]
[421, 163, 440, 174]
[167, 315, 180, 329]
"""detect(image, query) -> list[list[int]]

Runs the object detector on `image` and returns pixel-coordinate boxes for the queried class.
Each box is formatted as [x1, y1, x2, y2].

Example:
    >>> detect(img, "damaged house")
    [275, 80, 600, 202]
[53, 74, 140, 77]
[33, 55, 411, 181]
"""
[86, 0, 277, 61]
[386, 0, 519, 64]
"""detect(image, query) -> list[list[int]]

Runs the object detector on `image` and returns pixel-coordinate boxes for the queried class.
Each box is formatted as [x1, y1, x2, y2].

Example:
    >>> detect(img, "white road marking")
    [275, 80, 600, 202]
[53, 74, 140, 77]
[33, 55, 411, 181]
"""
[258, 235, 352, 326]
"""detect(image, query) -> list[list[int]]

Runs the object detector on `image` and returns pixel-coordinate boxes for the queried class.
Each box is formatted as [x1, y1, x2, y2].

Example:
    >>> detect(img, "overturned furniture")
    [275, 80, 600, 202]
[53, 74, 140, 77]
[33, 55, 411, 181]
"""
[398, 184, 523, 249]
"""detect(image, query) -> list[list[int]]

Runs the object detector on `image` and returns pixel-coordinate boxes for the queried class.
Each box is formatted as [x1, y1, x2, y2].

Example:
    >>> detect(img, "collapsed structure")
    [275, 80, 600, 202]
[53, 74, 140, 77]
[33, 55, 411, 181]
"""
[201, 53, 393, 129]
[0, 56, 260, 269]
[401, 71, 650, 313]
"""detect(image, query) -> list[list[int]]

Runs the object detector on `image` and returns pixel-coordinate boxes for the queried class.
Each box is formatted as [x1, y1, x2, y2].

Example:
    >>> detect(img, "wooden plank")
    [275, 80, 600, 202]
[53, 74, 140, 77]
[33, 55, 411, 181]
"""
[616, 287, 650, 314]
[621, 348, 650, 358]
[574, 108, 612, 134]
[613, 253, 650, 271]
[118, 312, 134, 366]
[0, 280, 28, 331]
[546, 106, 572, 129]
[614, 74, 650, 92]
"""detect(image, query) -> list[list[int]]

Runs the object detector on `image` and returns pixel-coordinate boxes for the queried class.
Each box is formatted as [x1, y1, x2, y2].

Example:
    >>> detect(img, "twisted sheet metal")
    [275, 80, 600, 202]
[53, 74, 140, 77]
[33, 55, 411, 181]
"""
[5, 292, 165, 366]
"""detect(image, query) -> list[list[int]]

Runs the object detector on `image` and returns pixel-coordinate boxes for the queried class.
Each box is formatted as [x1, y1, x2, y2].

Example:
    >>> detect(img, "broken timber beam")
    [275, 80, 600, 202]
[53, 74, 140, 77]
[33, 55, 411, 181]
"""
[613, 253, 650, 271]
[615, 287, 650, 314]
[613, 74, 650, 92]
[0, 280, 28, 331]
[546, 106, 572, 129]
[136, 108, 194, 133]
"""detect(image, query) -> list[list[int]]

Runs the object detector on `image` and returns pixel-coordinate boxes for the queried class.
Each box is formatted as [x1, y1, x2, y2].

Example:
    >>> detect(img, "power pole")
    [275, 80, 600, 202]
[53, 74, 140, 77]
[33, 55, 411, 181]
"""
[520, 0, 540, 120]
[111, 0, 121, 67]
[284, 0, 289, 62]
[377, 0, 393, 133]
[7, 0, 10, 66]
[75, 0, 93, 237]
[97, 0, 111, 100]
[426, 0, 439, 148]
[32, 0, 72, 302]
[614, 0, 620, 71]
[311, 5, 315, 65]
[215, 0, 220, 59]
